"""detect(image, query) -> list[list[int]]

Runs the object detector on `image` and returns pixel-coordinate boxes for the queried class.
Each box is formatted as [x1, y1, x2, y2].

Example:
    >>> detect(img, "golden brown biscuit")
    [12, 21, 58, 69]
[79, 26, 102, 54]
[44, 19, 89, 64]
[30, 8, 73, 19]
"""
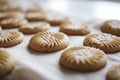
[84, 33, 120, 53]
[0, 18, 28, 28]
[60, 21, 90, 35]
[60, 46, 107, 72]
[25, 12, 45, 22]
[29, 31, 69, 52]
[0, 31, 24, 47]
[106, 64, 120, 80]
[0, 12, 24, 21]
[0, 48, 16, 78]
[19, 22, 51, 34]
[45, 12, 68, 26]
[101, 20, 120, 36]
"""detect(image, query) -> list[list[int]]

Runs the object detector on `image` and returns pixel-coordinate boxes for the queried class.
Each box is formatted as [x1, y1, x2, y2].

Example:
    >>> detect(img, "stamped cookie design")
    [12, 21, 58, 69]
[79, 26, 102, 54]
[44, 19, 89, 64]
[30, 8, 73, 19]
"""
[60, 46, 107, 72]
[0, 31, 24, 47]
[0, 48, 16, 77]
[101, 20, 120, 36]
[84, 33, 120, 53]
[60, 22, 90, 35]
[29, 31, 69, 52]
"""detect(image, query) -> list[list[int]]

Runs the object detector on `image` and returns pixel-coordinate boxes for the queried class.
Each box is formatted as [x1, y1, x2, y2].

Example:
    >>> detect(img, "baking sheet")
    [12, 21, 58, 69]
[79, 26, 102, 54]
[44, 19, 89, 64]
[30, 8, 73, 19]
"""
[2, 1, 120, 80]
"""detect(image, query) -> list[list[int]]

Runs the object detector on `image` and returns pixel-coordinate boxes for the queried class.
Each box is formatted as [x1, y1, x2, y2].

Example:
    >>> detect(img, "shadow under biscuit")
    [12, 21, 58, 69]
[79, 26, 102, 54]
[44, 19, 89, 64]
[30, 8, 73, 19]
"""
[58, 61, 103, 74]
[27, 46, 58, 55]
[1, 67, 15, 80]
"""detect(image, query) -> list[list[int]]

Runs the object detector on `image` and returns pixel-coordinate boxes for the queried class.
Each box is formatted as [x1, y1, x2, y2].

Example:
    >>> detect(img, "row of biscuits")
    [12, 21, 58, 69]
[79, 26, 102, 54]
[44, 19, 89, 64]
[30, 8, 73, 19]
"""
[0, 1, 120, 80]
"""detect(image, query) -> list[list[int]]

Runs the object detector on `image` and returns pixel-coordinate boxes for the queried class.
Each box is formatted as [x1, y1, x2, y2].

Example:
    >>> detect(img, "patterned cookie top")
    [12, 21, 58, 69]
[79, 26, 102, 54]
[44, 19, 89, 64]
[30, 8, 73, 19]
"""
[0, 48, 15, 77]
[33, 31, 69, 44]
[29, 31, 69, 52]
[61, 46, 106, 64]
[92, 33, 115, 44]
[84, 33, 120, 53]
[60, 46, 107, 71]
[0, 31, 23, 43]
[107, 20, 120, 29]
[72, 47, 98, 57]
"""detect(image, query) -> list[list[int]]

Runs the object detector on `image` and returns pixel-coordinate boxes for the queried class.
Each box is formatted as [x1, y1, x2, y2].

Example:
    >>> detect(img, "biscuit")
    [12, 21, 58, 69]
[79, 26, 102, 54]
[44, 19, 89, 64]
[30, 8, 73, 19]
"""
[106, 64, 120, 80]
[0, 18, 28, 28]
[25, 12, 45, 22]
[0, 31, 24, 47]
[101, 20, 120, 36]
[29, 31, 69, 52]
[26, 6, 43, 13]
[0, 5, 23, 12]
[0, 12, 25, 21]
[0, 26, 2, 31]
[60, 21, 90, 35]
[19, 22, 51, 34]
[84, 33, 120, 53]
[0, 48, 16, 77]
[45, 12, 68, 26]
[60, 46, 107, 72]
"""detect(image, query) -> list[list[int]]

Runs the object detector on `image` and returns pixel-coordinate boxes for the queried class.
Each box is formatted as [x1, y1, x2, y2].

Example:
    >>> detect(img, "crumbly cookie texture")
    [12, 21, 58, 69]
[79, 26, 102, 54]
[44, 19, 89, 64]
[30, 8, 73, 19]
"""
[29, 31, 70, 52]
[19, 22, 51, 34]
[0, 48, 16, 77]
[84, 33, 120, 53]
[60, 21, 90, 35]
[60, 46, 107, 72]
[107, 64, 120, 80]
[101, 20, 120, 36]
[0, 18, 28, 28]
[0, 31, 24, 47]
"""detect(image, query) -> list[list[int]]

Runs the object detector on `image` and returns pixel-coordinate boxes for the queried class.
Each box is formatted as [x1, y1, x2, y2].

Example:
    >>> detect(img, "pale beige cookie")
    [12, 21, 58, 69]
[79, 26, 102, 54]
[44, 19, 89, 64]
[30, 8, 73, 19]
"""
[0, 12, 25, 21]
[84, 33, 120, 53]
[45, 12, 68, 26]
[107, 64, 120, 80]
[0, 5, 23, 12]
[0, 48, 16, 78]
[60, 46, 107, 72]
[0, 18, 28, 28]
[19, 22, 51, 34]
[26, 6, 43, 13]
[60, 21, 90, 35]
[25, 12, 45, 22]
[101, 20, 120, 36]
[0, 31, 24, 47]
[29, 31, 69, 52]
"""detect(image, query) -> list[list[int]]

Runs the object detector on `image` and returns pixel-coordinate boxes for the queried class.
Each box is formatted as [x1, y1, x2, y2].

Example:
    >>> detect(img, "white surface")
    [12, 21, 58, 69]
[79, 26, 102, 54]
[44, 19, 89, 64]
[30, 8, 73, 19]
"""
[2, 0, 120, 80]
